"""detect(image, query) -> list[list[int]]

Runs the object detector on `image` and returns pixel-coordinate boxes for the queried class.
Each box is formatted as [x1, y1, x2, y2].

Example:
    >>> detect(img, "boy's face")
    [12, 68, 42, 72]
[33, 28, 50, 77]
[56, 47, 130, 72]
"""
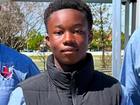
[46, 9, 92, 65]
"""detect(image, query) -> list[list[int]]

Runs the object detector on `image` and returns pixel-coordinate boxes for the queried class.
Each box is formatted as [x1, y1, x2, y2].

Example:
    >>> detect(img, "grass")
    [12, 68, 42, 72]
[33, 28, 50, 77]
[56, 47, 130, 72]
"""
[30, 55, 48, 71]
[93, 55, 112, 75]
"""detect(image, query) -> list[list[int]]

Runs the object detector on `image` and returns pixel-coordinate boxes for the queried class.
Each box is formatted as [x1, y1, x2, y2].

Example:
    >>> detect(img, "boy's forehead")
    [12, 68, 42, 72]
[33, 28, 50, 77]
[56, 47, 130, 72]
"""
[44, 0, 93, 31]
[47, 8, 86, 21]
[48, 9, 86, 23]
[46, 9, 88, 31]
[49, 8, 83, 16]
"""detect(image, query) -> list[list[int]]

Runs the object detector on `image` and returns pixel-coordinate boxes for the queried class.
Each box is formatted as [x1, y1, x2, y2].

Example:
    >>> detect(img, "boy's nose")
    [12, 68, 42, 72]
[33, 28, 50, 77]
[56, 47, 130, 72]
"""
[63, 32, 76, 46]
[63, 32, 74, 41]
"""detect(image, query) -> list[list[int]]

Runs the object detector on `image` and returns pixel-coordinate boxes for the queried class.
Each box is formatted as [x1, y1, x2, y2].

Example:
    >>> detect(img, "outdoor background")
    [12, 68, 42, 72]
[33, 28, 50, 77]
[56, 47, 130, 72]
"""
[0, 1, 126, 75]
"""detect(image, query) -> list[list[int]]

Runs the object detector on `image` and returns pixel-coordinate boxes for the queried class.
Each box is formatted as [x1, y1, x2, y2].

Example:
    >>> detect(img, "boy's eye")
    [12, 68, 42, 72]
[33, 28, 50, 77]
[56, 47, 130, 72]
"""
[54, 31, 63, 36]
[75, 30, 82, 33]
[74, 29, 84, 34]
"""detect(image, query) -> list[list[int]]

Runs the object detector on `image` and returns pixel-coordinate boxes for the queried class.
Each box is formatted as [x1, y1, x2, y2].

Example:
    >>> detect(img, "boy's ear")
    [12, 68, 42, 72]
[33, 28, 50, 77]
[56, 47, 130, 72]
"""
[88, 31, 93, 44]
[45, 35, 51, 48]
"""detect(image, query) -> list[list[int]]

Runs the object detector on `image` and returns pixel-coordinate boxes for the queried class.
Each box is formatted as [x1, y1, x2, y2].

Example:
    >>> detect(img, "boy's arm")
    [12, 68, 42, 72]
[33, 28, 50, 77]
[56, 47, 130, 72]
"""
[120, 38, 140, 105]
[8, 87, 26, 105]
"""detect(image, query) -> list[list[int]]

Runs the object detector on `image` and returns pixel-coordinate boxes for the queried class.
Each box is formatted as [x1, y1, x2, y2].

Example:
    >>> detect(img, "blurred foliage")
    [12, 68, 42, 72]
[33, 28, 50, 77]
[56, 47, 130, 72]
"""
[26, 29, 44, 50]
[89, 30, 125, 51]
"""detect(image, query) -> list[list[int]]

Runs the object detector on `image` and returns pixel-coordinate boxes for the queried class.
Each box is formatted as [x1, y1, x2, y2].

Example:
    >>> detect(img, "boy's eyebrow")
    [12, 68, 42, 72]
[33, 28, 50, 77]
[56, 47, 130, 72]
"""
[54, 25, 64, 30]
[54, 23, 84, 29]
[73, 24, 85, 28]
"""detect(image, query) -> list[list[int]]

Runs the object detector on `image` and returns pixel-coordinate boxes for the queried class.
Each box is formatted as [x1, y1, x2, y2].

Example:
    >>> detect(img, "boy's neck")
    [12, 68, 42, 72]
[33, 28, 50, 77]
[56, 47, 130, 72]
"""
[54, 56, 87, 72]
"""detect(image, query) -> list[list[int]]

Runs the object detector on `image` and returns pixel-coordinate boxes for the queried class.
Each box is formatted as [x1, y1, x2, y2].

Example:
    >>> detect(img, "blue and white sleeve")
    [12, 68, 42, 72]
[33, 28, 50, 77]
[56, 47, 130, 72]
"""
[8, 87, 26, 105]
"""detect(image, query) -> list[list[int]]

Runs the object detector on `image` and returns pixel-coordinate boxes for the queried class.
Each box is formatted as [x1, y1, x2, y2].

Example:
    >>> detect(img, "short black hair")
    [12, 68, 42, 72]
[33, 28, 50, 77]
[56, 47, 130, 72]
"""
[44, 0, 93, 32]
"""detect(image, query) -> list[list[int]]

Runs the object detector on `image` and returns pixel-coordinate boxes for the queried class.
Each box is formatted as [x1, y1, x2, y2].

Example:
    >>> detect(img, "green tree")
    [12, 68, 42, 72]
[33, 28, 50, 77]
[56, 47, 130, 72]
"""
[89, 30, 101, 51]
[89, 29, 112, 51]
[89, 3, 112, 68]
[26, 29, 44, 50]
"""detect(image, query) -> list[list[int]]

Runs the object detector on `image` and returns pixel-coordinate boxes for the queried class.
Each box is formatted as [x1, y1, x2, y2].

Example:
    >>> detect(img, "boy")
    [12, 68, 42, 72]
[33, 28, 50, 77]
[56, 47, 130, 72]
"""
[0, 44, 40, 105]
[8, 0, 122, 105]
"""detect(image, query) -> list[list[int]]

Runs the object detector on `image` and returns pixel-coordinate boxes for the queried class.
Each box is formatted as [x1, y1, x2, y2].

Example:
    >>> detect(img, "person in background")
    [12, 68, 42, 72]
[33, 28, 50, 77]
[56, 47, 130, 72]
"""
[0, 44, 40, 105]
[8, 0, 123, 105]
[120, 29, 140, 105]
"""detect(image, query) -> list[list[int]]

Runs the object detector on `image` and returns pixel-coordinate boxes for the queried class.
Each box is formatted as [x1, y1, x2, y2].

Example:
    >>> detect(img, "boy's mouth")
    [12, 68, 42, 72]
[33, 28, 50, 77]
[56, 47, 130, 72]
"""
[61, 48, 79, 54]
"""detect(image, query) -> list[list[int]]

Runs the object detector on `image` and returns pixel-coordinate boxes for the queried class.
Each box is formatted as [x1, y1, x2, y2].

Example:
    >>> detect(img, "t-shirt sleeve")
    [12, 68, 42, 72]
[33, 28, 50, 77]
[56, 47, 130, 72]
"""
[8, 87, 26, 105]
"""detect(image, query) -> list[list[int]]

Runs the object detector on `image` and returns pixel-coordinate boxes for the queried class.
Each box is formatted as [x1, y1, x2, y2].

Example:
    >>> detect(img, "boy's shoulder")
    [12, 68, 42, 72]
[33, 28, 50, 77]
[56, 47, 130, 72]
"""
[19, 72, 49, 90]
[92, 70, 121, 90]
